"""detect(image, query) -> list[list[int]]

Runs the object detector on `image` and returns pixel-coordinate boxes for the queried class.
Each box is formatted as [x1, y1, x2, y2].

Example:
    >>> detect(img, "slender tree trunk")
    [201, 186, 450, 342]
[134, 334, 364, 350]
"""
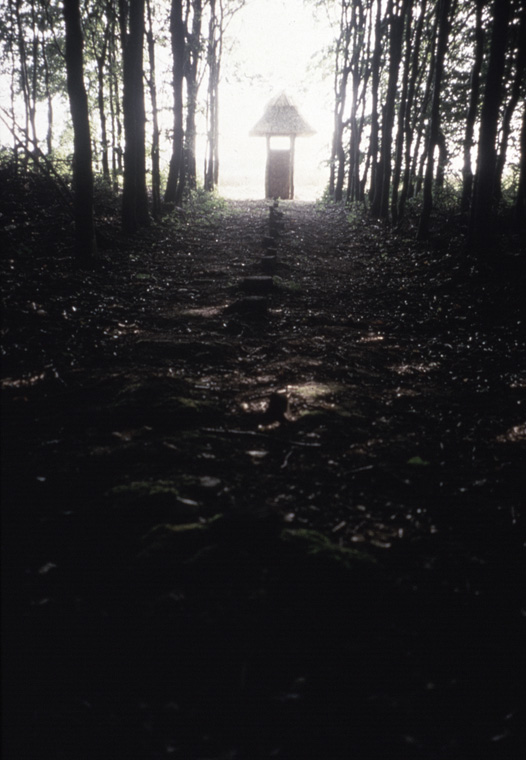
[398, 0, 426, 218]
[469, 0, 511, 253]
[391, 0, 412, 224]
[96, 36, 110, 182]
[204, 0, 220, 192]
[368, 0, 383, 206]
[14, 0, 31, 160]
[513, 103, 526, 230]
[495, 5, 526, 202]
[460, 0, 484, 212]
[9, 42, 19, 174]
[63, 0, 97, 263]
[29, 0, 39, 150]
[418, 0, 451, 240]
[347, 0, 371, 203]
[108, 5, 121, 190]
[372, 1, 405, 219]
[435, 129, 448, 189]
[121, 0, 150, 232]
[332, 2, 351, 201]
[145, 0, 161, 217]
[164, 0, 185, 205]
[184, 0, 203, 190]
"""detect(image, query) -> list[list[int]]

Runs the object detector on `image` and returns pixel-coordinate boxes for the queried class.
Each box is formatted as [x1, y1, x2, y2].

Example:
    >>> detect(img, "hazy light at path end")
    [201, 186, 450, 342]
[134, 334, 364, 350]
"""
[218, 0, 335, 201]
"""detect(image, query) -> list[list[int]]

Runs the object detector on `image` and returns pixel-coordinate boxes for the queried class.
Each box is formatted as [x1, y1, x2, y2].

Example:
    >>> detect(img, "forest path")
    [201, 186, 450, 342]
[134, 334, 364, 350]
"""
[2, 198, 525, 759]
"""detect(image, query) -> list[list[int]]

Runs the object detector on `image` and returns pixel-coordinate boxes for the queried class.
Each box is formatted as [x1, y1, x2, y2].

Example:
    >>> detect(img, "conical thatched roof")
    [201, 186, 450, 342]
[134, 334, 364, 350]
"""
[250, 92, 315, 137]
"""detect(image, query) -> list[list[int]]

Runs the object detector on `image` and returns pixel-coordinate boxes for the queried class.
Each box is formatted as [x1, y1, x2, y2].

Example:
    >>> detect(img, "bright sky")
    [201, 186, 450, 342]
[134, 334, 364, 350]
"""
[218, 0, 336, 200]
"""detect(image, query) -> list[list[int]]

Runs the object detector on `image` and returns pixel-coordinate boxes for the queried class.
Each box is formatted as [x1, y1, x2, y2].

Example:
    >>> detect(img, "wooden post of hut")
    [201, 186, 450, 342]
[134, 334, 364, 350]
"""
[250, 92, 315, 200]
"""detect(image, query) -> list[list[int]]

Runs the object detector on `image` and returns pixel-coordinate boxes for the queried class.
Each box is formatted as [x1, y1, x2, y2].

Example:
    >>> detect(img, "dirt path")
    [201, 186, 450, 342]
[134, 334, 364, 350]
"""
[2, 199, 525, 758]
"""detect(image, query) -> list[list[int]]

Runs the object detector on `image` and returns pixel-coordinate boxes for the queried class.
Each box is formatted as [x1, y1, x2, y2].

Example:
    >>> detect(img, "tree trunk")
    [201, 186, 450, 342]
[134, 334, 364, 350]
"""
[469, 0, 511, 253]
[513, 103, 526, 230]
[391, 0, 412, 224]
[371, 1, 405, 219]
[184, 0, 203, 190]
[14, 0, 31, 160]
[368, 0, 383, 207]
[96, 36, 110, 182]
[204, 0, 220, 192]
[121, 0, 150, 232]
[331, 2, 351, 202]
[418, 0, 451, 240]
[460, 0, 484, 213]
[164, 0, 185, 205]
[146, 0, 161, 217]
[494, 4, 526, 202]
[108, 5, 121, 190]
[63, 0, 97, 263]
[398, 0, 426, 220]
[347, 0, 371, 203]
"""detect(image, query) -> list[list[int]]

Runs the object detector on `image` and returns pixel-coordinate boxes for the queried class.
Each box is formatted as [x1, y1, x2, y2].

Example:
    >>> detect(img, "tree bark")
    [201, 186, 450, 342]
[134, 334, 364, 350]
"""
[460, 0, 484, 213]
[494, 4, 526, 202]
[63, 0, 97, 263]
[204, 0, 220, 191]
[371, 0, 405, 219]
[513, 103, 526, 230]
[184, 0, 203, 190]
[398, 0, 426, 220]
[145, 0, 161, 217]
[469, 0, 511, 253]
[164, 0, 185, 205]
[418, 0, 451, 240]
[368, 0, 383, 207]
[391, 0, 412, 224]
[121, 0, 150, 232]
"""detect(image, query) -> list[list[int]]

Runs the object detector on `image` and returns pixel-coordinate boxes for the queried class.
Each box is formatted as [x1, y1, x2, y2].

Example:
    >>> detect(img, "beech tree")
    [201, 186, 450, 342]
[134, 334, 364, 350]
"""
[120, 0, 150, 232]
[184, 0, 204, 190]
[417, 0, 451, 240]
[460, 0, 485, 213]
[164, 0, 185, 206]
[469, 0, 511, 252]
[63, 0, 97, 263]
[145, 0, 161, 217]
[514, 103, 526, 229]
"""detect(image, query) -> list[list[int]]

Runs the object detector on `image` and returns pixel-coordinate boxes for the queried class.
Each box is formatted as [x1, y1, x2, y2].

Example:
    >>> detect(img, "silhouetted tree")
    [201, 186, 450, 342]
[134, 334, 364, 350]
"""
[469, 0, 511, 253]
[164, 0, 185, 205]
[417, 0, 451, 240]
[120, 0, 150, 232]
[63, 0, 97, 263]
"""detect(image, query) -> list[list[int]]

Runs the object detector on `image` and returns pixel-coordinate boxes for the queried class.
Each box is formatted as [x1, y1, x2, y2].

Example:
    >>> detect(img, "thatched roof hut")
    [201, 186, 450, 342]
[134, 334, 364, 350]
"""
[250, 92, 315, 137]
[250, 93, 315, 199]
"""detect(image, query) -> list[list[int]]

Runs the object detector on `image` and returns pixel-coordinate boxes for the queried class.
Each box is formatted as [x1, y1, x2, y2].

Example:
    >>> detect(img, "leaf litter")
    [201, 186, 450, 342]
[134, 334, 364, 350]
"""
[2, 192, 525, 758]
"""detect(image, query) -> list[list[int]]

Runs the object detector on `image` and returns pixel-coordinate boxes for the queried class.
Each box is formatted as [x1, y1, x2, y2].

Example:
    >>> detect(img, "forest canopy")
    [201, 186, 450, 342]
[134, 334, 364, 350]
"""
[0, 0, 524, 260]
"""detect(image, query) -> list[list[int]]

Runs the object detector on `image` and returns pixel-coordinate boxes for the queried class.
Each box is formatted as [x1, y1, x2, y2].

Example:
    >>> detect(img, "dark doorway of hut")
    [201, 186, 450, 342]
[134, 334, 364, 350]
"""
[251, 92, 315, 200]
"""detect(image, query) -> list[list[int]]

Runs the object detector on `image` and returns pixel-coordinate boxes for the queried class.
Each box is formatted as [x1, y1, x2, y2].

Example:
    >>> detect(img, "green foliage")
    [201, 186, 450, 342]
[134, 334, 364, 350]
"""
[273, 275, 303, 293]
[407, 456, 431, 467]
[346, 200, 368, 228]
[179, 185, 229, 225]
